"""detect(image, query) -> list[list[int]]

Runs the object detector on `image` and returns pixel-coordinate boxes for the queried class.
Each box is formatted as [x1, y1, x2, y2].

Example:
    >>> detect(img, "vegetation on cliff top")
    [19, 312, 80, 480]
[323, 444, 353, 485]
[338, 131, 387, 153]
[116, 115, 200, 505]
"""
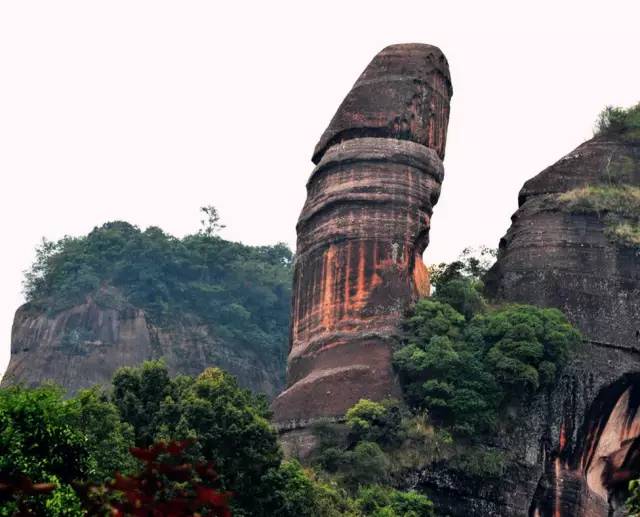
[595, 101, 640, 140]
[23, 210, 293, 357]
[556, 185, 640, 248]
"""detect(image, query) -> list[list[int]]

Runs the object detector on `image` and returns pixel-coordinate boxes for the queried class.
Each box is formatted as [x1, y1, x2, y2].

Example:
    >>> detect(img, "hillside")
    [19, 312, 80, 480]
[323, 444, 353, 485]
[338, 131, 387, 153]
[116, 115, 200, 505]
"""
[1, 221, 292, 396]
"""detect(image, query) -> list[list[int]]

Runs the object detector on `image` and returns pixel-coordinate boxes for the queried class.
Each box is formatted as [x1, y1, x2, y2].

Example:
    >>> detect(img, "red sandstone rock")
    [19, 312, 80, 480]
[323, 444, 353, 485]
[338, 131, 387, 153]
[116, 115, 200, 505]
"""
[272, 44, 452, 425]
[313, 44, 452, 164]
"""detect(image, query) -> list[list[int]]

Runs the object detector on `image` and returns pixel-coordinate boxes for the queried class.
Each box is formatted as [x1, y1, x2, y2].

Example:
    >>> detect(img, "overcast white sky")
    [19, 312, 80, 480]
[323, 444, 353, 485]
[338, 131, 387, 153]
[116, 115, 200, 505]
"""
[1, 1, 639, 377]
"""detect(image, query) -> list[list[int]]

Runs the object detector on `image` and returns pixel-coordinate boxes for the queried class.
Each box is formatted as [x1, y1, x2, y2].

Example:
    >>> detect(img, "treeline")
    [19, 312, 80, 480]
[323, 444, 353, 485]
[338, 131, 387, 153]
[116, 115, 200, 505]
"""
[0, 362, 434, 516]
[23, 219, 293, 357]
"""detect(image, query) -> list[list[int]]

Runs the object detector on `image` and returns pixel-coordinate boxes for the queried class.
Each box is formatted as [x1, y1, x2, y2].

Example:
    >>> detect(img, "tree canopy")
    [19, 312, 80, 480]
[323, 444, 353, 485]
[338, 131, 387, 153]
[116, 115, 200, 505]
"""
[23, 220, 293, 357]
[394, 251, 581, 436]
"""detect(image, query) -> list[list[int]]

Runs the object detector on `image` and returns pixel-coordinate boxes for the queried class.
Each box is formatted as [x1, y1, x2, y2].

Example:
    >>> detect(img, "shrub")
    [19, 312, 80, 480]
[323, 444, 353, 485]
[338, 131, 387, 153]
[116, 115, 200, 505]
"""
[340, 442, 390, 489]
[557, 185, 640, 217]
[449, 447, 507, 479]
[595, 102, 640, 139]
[355, 485, 434, 517]
[346, 399, 403, 447]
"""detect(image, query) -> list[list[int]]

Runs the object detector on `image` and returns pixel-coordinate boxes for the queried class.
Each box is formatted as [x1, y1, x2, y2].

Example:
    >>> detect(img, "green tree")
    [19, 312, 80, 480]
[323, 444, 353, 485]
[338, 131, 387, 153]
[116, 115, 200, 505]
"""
[394, 296, 580, 435]
[472, 305, 581, 396]
[340, 442, 389, 489]
[199, 205, 226, 238]
[110, 362, 283, 517]
[595, 102, 640, 138]
[111, 359, 175, 446]
[0, 386, 88, 515]
[69, 387, 136, 481]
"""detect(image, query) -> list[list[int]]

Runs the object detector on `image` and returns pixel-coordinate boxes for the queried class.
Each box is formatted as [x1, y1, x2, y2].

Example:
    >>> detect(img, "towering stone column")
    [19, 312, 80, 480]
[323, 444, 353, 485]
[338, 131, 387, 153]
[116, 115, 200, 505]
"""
[272, 43, 452, 425]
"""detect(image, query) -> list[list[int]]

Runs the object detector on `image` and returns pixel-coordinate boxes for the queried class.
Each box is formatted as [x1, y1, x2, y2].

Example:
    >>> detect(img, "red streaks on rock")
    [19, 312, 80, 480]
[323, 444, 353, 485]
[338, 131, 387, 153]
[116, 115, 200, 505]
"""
[272, 44, 451, 424]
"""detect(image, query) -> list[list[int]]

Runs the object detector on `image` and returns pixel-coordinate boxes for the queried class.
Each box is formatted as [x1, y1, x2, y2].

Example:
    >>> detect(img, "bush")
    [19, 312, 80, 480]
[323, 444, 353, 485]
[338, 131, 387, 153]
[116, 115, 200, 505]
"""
[340, 442, 390, 489]
[595, 102, 640, 139]
[355, 485, 434, 517]
[346, 399, 403, 447]
[557, 185, 640, 217]
[449, 447, 507, 479]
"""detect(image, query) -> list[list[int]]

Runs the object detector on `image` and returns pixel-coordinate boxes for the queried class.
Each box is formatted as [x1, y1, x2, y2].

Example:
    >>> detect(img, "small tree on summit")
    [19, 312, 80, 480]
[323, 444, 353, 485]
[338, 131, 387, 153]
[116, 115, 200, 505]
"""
[200, 205, 226, 238]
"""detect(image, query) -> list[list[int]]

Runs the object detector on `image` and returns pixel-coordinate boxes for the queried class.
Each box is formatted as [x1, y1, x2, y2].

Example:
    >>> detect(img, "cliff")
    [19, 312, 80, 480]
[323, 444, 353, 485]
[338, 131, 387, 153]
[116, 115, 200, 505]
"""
[2, 222, 292, 397]
[3, 290, 283, 396]
[459, 130, 640, 516]
[271, 43, 452, 426]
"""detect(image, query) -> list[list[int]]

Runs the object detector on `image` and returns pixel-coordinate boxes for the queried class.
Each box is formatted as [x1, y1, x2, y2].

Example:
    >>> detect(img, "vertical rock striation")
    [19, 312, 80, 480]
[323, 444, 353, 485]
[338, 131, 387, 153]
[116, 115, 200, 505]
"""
[272, 43, 452, 425]
[483, 132, 640, 516]
[2, 290, 285, 397]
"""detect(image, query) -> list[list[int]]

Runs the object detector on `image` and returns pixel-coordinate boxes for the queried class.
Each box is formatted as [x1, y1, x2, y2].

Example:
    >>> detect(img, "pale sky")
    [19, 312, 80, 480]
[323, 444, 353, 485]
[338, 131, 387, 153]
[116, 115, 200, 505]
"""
[1, 0, 639, 377]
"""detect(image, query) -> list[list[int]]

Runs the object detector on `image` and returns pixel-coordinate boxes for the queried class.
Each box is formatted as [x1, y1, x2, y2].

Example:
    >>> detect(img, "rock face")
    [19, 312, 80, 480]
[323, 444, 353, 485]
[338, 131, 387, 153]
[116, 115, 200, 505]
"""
[475, 133, 640, 516]
[271, 43, 452, 425]
[1, 290, 284, 397]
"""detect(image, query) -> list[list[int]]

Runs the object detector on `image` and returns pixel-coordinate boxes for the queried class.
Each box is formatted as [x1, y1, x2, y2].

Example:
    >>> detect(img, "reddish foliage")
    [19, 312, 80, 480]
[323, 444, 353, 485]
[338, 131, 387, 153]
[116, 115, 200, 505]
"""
[1, 440, 233, 516]
[0, 472, 57, 516]
[82, 439, 233, 517]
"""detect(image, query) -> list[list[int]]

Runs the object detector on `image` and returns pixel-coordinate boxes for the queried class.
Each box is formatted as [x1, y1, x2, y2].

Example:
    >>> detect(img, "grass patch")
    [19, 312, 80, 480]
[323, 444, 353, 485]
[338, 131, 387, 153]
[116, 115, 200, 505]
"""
[555, 185, 640, 249]
[557, 185, 640, 217]
[607, 222, 640, 248]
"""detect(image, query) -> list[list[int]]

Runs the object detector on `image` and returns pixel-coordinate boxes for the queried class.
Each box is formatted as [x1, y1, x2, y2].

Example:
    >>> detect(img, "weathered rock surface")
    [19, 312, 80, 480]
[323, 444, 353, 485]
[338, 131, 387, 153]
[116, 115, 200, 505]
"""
[272, 43, 452, 426]
[472, 133, 640, 516]
[1, 290, 284, 397]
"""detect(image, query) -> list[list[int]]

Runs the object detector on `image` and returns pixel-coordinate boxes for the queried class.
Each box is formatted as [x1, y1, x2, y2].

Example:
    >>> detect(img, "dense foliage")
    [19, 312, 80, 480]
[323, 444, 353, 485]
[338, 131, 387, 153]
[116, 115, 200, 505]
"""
[0, 385, 133, 515]
[595, 101, 640, 139]
[0, 363, 434, 516]
[23, 219, 293, 356]
[110, 361, 283, 516]
[394, 253, 581, 436]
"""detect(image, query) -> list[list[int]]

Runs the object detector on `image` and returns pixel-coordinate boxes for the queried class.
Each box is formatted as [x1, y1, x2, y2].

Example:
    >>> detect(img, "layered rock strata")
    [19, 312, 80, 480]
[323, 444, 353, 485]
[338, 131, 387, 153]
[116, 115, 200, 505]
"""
[272, 43, 452, 425]
[479, 133, 640, 516]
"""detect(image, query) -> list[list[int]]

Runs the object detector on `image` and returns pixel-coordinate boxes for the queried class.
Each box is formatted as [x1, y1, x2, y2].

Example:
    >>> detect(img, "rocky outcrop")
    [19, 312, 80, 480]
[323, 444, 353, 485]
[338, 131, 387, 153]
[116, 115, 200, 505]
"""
[477, 133, 640, 516]
[271, 43, 452, 425]
[1, 289, 284, 396]
[487, 135, 640, 349]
